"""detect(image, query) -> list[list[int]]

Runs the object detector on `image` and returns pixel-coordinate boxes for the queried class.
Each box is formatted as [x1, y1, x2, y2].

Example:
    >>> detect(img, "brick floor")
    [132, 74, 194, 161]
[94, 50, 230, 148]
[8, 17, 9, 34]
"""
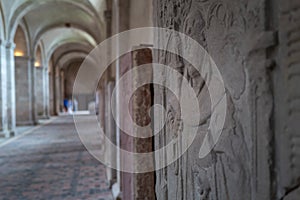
[0, 116, 113, 200]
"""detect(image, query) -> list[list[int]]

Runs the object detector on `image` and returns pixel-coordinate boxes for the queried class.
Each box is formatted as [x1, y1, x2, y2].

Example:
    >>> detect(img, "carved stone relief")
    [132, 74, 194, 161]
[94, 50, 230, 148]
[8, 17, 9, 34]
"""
[275, 0, 300, 198]
[153, 0, 278, 199]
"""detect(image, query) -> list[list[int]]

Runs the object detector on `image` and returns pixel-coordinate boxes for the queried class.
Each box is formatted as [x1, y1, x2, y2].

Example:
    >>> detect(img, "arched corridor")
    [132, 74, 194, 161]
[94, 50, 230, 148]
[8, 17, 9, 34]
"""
[1, 0, 300, 200]
[0, 0, 106, 137]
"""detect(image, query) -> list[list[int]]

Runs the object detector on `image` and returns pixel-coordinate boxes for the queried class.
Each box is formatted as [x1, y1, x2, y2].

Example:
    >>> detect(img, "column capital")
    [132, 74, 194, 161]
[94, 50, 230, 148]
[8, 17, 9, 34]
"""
[0, 40, 16, 49]
[5, 41, 16, 50]
[0, 39, 5, 47]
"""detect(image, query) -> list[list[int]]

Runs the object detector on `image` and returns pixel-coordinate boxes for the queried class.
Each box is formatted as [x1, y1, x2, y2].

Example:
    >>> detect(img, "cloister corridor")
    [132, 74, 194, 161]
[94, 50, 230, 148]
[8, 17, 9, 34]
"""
[0, 115, 112, 200]
[1, 0, 300, 199]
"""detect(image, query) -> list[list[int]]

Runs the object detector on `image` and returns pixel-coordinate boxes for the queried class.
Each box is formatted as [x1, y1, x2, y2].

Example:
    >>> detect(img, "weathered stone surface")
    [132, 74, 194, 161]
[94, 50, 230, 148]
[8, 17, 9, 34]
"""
[274, 0, 300, 198]
[15, 56, 34, 125]
[118, 48, 155, 200]
[35, 67, 45, 118]
[283, 186, 300, 200]
[131, 48, 155, 200]
[6, 42, 16, 136]
[153, 0, 278, 199]
[119, 52, 134, 200]
[0, 40, 8, 137]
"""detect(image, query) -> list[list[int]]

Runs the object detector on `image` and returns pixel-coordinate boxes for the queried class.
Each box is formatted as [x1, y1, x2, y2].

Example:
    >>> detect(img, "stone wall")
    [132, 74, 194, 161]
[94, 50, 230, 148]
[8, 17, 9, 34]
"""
[15, 56, 33, 125]
[153, 0, 300, 199]
[48, 62, 55, 116]
[35, 67, 45, 118]
[274, 0, 300, 198]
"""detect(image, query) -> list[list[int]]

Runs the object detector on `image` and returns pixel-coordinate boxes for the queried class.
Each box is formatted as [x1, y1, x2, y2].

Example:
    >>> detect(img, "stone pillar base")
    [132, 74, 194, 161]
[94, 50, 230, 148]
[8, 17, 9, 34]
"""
[112, 183, 122, 200]
[0, 130, 15, 138]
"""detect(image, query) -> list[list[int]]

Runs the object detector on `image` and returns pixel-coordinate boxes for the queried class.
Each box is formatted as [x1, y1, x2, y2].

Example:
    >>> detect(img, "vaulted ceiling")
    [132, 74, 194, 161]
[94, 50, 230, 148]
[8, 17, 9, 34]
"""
[0, 0, 107, 68]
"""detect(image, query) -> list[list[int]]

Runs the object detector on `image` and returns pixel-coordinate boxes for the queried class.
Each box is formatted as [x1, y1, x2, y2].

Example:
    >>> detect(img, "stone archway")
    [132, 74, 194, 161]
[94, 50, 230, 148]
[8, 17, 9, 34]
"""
[14, 24, 35, 126]
[34, 44, 48, 119]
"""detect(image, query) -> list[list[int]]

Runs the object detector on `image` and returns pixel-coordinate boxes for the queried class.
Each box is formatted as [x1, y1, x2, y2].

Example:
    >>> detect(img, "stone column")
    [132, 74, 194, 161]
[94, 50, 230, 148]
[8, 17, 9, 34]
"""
[118, 48, 155, 200]
[35, 66, 45, 119]
[51, 65, 57, 115]
[40, 66, 50, 119]
[119, 52, 134, 200]
[0, 40, 9, 137]
[60, 70, 65, 113]
[131, 48, 155, 200]
[54, 66, 61, 114]
[105, 81, 117, 187]
[15, 56, 35, 125]
[112, 0, 130, 199]
[44, 67, 50, 118]
[105, 9, 113, 79]
[5, 41, 16, 136]
[49, 65, 55, 116]
[30, 58, 37, 125]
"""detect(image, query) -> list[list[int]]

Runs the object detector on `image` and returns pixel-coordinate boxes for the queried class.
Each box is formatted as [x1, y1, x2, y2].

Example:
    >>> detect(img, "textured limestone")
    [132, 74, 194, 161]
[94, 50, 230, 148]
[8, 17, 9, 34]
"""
[274, 0, 300, 198]
[35, 67, 45, 118]
[15, 56, 34, 125]
[152, 0, 300, 199]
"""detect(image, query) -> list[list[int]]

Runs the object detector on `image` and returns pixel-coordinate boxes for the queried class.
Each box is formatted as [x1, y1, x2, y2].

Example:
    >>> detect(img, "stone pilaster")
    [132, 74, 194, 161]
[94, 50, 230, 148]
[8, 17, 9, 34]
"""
[48, 64, 55, 116]
[54, 66, 61, 114]
[50, 65, 57, 115]
[60, 70, 65, 112]
[15, 56, 35, 126]
[30, 58, 37, 124]
[44, 67, 50, 118]
[131, 48, 155, 200]
[5, 41, 16, 137]
[105, 81, 117, 187]
[35, 66, 50, 119]
[0, 40, 8, 137]
[35, 66, 46, 119]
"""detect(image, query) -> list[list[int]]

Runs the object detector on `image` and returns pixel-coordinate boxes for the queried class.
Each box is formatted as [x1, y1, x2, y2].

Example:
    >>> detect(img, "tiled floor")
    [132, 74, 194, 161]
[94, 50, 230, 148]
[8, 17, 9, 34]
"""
[0, 116, 112, 200]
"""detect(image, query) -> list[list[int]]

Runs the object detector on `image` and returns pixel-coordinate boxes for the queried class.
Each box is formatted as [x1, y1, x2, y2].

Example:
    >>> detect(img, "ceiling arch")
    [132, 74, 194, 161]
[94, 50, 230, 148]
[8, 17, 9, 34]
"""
[51, 43, 93, 65]
[0, 3, 5, 39]
[39, 27, 96, 65]
[5, 0, 105, 42]
[32, 27, 97, 55]
[24, 2, 103, 46]
[48, 40, 92, 65]
[33, 23, 97, 52]
[61, 57, 85, 71]
[53, 50, 90, 67]
[57, 52, 98, 71]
